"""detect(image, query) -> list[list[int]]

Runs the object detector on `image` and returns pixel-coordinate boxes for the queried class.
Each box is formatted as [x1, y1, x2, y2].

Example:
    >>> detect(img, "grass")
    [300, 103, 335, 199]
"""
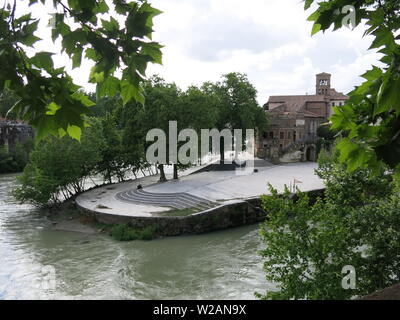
[110, 224, 157, 241]
[156, 208, 199, 217]
[96, 204, 111, 209]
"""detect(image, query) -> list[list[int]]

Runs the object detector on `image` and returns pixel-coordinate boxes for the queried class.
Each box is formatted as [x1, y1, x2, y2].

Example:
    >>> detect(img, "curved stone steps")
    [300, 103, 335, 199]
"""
[115, 189, 217, 211]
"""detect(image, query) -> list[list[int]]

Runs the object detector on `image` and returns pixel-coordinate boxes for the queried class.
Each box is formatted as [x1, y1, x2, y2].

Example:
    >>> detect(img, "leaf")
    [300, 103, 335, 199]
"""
[140, 42, 163, 64]
[85, 48, 98, 61]
[24, 20, 39, 34]
[304, 0, 313, 10]
[121, 80, 144, 105]
[67, 125, 82, 141]
[311, 23, 321, 35]
[361, 66, 382, 81]
[72, 47, 83, 69]
[45, 102, 61, 115]
[376, 75, 400, 115]
[97, 76, 120, 98]
[71, 92, 95, 107]
[101, 17, 119, 32]
[336, 138, 360, 165]
[23, 34, 41, 47]
[30, 52, 54, 70]
[369, 28, 395, 51]
[96, 0, 109, 14]
[89, 68, 105, 83]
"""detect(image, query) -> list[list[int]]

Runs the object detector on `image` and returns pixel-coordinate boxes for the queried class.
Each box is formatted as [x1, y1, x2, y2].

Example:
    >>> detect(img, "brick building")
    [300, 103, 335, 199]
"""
[257, 72, 348, 162]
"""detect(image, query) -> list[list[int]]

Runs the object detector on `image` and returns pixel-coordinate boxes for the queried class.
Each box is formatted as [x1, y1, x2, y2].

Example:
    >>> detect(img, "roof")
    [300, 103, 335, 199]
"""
[316, 72, 331, 76]
[329, 89, 349, 100]
[268, 104, 324, 119]
[268, 94, 327, 112]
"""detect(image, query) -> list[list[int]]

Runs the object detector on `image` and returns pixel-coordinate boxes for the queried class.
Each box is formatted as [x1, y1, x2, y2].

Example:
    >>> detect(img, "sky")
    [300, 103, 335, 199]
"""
[21, 0, 382, 105]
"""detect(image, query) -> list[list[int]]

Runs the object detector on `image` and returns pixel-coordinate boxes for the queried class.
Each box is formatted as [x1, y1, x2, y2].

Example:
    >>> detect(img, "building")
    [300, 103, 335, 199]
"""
[257, 72, 348, 162]
[0, 118, 34, 152]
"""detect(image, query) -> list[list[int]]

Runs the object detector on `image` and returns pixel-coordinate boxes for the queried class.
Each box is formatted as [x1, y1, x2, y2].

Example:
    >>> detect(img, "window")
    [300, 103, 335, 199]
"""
[287, 132, 291, 139]
[280, 132, 284, 139]
[269, 131, 274, 139]
[332, 102, 335, 107]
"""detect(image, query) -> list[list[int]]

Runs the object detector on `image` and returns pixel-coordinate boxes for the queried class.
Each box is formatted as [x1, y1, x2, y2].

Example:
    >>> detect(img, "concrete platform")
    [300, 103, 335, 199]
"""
[75, 162, 324, 218]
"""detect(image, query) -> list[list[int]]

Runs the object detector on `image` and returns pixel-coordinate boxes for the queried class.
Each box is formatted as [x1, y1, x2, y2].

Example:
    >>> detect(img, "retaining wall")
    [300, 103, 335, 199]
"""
[77, 198, 266, 237]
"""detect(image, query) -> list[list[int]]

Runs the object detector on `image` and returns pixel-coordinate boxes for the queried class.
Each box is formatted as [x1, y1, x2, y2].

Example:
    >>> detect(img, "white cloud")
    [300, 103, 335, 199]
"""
[18, 0, 383, 105]
[148, 0, 382, 104]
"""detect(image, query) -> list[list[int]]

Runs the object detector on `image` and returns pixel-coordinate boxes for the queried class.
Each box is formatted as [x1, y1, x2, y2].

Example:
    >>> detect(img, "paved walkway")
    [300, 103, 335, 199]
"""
[76, 162, 324, 218]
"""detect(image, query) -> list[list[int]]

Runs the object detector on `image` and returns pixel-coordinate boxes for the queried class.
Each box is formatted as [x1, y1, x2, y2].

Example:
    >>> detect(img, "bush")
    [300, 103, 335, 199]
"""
[0, 139, 34, 174]
[110, 224, 157, 241]
[257, 150, 399, 300]
[13, 127, 103, 207]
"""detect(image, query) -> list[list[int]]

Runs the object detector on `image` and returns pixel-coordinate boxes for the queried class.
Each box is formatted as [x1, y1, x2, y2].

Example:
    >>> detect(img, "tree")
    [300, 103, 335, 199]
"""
[13, 124, 104, 207]
[304, 0, 400, 172]
[204, 73, 268, 162]
[0, 0, 162, 140]
[0, 138, 34, 173]
[140, 76, 181, 182]
[96, 114, 130, 183]
[257, 148, 399, 300]
[178, 85, 219, 171]
[115, 96, 148, 178]
[0, 88, 18, 119]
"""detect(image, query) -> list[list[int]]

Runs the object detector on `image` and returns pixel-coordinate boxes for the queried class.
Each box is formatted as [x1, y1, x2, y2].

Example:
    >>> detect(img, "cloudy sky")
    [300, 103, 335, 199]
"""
[25, 0, 382, 105]
[146, 0, 381, 104]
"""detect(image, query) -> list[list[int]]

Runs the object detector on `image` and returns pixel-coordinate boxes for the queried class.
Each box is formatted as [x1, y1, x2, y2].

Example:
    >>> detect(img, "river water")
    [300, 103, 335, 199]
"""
[0, 174, 274, 300]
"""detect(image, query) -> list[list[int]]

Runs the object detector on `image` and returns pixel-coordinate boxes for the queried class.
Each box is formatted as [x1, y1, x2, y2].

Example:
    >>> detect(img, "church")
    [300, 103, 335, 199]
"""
[257, 72, 349, 162]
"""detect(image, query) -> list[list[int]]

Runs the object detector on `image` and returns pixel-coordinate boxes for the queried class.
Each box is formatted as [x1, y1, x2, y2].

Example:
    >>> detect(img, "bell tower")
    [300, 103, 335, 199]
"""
[316, 72, 331, 95]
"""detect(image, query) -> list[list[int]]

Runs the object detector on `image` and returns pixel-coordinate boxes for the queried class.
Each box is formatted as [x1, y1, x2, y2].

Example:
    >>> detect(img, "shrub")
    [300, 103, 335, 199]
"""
[258, 150, 398, 300]
[13, 127, 103, 207]
[0, 139, 34, 174]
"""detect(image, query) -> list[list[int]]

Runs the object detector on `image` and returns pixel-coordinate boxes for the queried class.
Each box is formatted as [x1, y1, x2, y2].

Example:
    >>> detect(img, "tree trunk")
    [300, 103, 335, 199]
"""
[220, 140, 225, 164]
[173, 164, 179, 180]
[158, 164, 167, 182]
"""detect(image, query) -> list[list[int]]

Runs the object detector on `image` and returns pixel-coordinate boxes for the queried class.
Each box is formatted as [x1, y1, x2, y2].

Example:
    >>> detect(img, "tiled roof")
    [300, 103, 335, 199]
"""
[268, 94, 327, 112]
[329, 89, 349, 99]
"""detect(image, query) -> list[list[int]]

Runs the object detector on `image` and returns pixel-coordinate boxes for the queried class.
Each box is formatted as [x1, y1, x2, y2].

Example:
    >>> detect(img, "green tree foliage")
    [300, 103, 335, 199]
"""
[12, 116, 131, 207]
[203, 73, 268, 161]
[115, 76, 221, 181]
[257, 149, 400, 300]
[0, 0, 162, 141]
[0, 88, 19, 119]
[96, 114, 130, 183]
[13, 123, 103, 206]
[304, 0, 400, 172]
[14, 72, 267, 205]
[0, 139, 34, 173]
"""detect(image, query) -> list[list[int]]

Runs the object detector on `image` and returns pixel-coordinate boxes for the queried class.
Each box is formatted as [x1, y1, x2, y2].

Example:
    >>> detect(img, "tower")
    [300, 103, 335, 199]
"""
[316, 72, 331, 95]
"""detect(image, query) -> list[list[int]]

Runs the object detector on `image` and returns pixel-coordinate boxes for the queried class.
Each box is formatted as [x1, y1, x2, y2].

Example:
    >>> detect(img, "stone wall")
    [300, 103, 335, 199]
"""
[78, 198, 266, 237]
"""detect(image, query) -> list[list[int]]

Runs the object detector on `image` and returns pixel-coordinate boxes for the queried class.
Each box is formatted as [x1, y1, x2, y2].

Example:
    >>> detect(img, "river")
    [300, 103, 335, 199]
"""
[0, 173, 274, 300]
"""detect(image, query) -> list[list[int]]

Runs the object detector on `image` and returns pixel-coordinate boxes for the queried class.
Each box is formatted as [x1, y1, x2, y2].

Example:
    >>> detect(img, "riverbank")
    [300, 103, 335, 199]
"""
[74, 162, 324, 237]
[4, 162, 325, 238]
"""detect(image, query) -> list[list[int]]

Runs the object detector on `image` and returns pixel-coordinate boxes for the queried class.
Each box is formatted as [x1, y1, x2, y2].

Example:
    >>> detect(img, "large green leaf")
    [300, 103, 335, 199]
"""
[30, 52, 54, 70]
